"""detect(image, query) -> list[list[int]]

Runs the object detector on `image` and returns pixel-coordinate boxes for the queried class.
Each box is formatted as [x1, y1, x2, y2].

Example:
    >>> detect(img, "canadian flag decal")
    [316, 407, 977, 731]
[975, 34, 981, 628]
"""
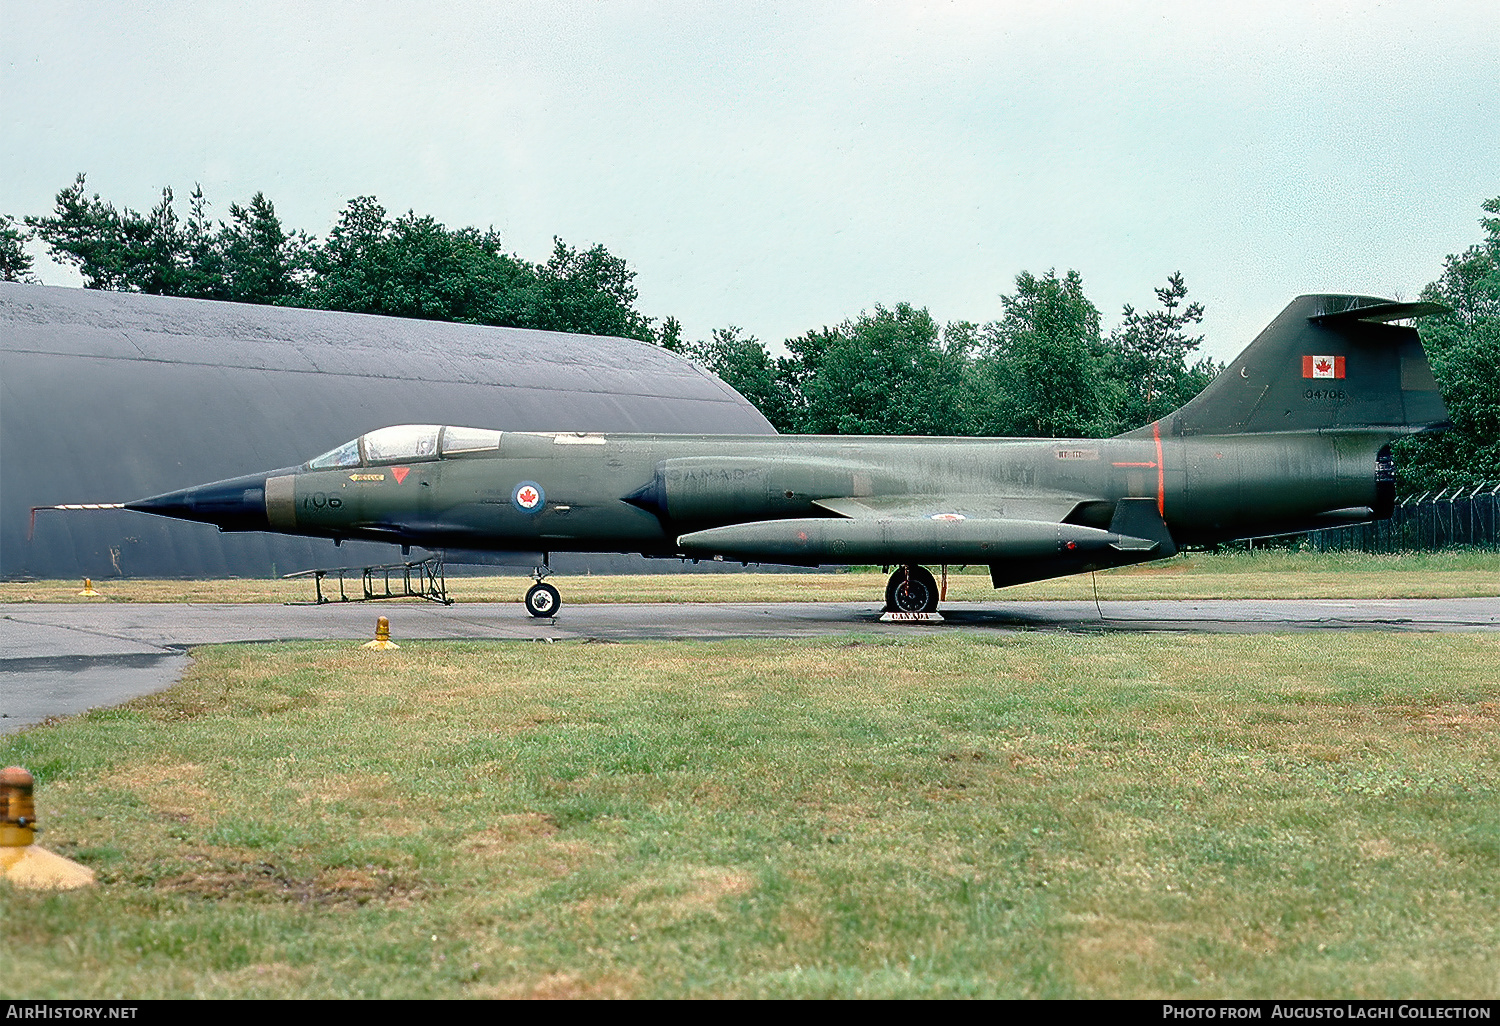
[1302, 355, 1345, 379]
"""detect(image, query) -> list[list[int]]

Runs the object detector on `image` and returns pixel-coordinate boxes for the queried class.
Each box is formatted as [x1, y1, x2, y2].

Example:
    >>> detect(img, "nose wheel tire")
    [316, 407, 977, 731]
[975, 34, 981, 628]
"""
[524, 582, 561, 618]
[885, 565, 940, 613]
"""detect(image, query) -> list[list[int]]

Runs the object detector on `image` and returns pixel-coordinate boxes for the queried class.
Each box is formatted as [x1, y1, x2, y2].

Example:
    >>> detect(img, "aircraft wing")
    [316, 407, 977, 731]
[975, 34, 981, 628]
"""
[811, 493, 1091, 523]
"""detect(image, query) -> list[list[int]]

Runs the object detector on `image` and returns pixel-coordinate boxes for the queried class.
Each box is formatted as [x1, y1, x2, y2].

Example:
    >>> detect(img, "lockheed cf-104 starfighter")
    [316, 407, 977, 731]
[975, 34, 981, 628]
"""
[122, 295, 1450, 617]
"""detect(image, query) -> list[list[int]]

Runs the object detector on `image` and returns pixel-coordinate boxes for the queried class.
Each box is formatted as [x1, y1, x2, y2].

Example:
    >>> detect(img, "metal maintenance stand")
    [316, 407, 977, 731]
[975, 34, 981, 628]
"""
[285, 556, 452, 606]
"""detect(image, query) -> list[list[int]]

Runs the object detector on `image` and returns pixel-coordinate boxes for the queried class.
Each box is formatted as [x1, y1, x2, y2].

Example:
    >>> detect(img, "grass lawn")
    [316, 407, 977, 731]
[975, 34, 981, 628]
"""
[2, 632, 1497, 998]
[4, 549, 1499, 605]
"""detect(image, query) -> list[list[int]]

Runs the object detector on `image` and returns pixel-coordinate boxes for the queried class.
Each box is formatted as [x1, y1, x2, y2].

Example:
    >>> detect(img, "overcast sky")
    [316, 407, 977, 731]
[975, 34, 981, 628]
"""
[3, 0, 1497, 360]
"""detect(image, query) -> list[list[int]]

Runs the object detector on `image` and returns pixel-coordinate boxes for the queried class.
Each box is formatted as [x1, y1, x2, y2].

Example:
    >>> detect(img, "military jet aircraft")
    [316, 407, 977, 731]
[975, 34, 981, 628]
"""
[123, 295, 1449, 617]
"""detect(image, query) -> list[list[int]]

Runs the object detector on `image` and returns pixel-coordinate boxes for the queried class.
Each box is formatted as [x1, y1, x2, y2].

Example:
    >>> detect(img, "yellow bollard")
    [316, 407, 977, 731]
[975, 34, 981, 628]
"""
[78, 578, 100, 597]
[363, 615, 400, 650]
[0, 767, 95, 890]
[0, 766, 32, 848]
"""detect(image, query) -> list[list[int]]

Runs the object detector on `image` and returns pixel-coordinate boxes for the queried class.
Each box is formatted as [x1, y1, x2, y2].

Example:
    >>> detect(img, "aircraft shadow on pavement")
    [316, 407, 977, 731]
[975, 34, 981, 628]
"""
[848, 605, 1146, 633]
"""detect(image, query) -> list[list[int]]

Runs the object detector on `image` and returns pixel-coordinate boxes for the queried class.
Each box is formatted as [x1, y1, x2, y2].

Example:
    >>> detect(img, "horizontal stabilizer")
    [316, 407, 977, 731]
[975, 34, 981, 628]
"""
[1308, 300, 1448, 326]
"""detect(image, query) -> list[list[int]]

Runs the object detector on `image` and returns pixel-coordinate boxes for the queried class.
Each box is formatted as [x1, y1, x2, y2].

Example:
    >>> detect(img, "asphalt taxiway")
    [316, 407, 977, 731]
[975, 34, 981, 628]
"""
[4, 598, 1498, 733]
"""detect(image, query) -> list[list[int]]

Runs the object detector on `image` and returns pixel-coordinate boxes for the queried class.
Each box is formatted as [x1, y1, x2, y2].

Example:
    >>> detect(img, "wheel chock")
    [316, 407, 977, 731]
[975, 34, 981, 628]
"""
[0, 766, 95, 890]
[363, 615, 400, 650]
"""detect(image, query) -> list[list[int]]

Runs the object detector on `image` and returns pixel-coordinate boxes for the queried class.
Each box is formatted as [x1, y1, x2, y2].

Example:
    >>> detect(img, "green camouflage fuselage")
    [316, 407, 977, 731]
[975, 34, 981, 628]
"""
[124, 295, 1450, 592]
[274, 428, 1390, 555]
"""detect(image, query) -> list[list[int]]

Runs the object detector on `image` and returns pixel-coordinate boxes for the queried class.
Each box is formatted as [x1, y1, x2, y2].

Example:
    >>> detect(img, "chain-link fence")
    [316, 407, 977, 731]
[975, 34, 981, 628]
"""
[1310, 483, 1500, 552]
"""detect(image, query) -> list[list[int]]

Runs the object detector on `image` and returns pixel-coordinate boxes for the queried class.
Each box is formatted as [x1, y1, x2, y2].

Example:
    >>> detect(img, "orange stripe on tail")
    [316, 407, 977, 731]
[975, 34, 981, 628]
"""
[1153, 421, 1165, 517]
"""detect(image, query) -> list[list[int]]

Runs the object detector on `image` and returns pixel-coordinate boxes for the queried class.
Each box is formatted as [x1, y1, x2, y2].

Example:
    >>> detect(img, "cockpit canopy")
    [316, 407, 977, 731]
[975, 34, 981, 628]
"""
[306, 425, 501, 469]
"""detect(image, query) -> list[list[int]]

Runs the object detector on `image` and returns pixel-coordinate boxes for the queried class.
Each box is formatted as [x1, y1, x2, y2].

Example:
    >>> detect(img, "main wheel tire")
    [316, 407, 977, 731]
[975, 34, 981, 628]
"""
[885, 565, 939, 613]
[524, 582, 561, 618]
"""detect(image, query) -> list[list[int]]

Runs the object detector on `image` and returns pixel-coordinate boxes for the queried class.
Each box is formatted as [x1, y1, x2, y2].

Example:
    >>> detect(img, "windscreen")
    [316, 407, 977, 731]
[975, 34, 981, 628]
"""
[307, 438, 362, 470]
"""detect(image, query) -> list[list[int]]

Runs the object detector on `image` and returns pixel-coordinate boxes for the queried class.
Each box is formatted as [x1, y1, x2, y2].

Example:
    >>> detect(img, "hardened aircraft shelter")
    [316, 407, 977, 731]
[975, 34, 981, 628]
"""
[1, 283, 774, 579]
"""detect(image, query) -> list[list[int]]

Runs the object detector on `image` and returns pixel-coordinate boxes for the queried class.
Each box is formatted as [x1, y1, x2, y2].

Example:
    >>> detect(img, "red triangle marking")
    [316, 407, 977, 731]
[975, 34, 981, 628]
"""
[392, 467, 409, 484]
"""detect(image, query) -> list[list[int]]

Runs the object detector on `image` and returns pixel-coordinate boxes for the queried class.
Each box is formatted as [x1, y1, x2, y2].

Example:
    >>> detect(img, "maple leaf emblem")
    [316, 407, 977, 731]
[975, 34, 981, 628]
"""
[518, 487, 538, 506]
[1316, 358, 1332, 375]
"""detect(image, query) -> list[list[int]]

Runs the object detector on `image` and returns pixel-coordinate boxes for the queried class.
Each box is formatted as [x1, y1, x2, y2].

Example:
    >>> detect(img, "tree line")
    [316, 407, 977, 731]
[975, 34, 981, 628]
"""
[2, 177, 1496, 490]
[2, 175, 664, 345]
[1389, 197, 1500, 492]
[686, 269, 1215, 440]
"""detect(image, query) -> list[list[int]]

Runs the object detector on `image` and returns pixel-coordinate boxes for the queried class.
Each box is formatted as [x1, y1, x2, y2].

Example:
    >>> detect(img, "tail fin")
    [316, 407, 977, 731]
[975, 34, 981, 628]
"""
[1123, 295, 1451, 438]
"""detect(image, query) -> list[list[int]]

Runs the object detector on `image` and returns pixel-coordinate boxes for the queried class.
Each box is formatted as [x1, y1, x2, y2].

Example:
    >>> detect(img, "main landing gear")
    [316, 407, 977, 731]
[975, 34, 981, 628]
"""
[524, 564, 561, 618]
[885, 564, 941, 614]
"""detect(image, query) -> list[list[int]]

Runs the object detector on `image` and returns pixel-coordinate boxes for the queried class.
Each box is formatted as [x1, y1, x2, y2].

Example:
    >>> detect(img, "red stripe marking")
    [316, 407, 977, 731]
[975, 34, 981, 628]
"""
[1154, 421, 1165, 517]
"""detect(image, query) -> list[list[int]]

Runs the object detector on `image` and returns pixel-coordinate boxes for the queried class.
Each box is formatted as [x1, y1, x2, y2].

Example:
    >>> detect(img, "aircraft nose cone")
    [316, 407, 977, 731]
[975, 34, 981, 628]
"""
[125, 471, 275, 532]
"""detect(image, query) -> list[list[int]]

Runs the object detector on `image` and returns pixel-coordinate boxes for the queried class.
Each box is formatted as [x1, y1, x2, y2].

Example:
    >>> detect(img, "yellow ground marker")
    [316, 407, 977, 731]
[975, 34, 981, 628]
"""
[363, 615, 400, 650]
[78, 578, 100, 596]
[0, 766, 95, 890]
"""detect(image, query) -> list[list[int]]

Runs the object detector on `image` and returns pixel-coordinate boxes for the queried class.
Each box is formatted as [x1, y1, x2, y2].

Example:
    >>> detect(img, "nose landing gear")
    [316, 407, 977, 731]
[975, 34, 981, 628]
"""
[524, 563, 561, 618]
[885, 564, 940, 614]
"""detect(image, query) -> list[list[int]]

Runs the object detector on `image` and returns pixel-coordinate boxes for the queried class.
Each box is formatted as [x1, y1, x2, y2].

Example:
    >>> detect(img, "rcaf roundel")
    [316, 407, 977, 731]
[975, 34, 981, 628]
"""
[1303, 355, 1346, 379]
[512, 481, 545, 513]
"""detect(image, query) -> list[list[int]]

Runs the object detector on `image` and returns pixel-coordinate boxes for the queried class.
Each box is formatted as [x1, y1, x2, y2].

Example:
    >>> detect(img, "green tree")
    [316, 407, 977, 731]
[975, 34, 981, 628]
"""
[780, 303, 966, 435]
[524, 238, 654, 342]
[305, 197, 533, 324]
[216, 192, 311, 304]
[25, 178, 670, 341]
[654, 315, 684, 353]
[305, 204, 659, 339]
[1107, 271, 1215, 430]
[1394, 195, 1500, 489]
[176, 185, 227, 299]
[27, 174, 188, 292]
[0, 214, 36, 282]
[686, 326, 797, 432]
[970, 269, 1112, 437]
[26, 176, 309, 304]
